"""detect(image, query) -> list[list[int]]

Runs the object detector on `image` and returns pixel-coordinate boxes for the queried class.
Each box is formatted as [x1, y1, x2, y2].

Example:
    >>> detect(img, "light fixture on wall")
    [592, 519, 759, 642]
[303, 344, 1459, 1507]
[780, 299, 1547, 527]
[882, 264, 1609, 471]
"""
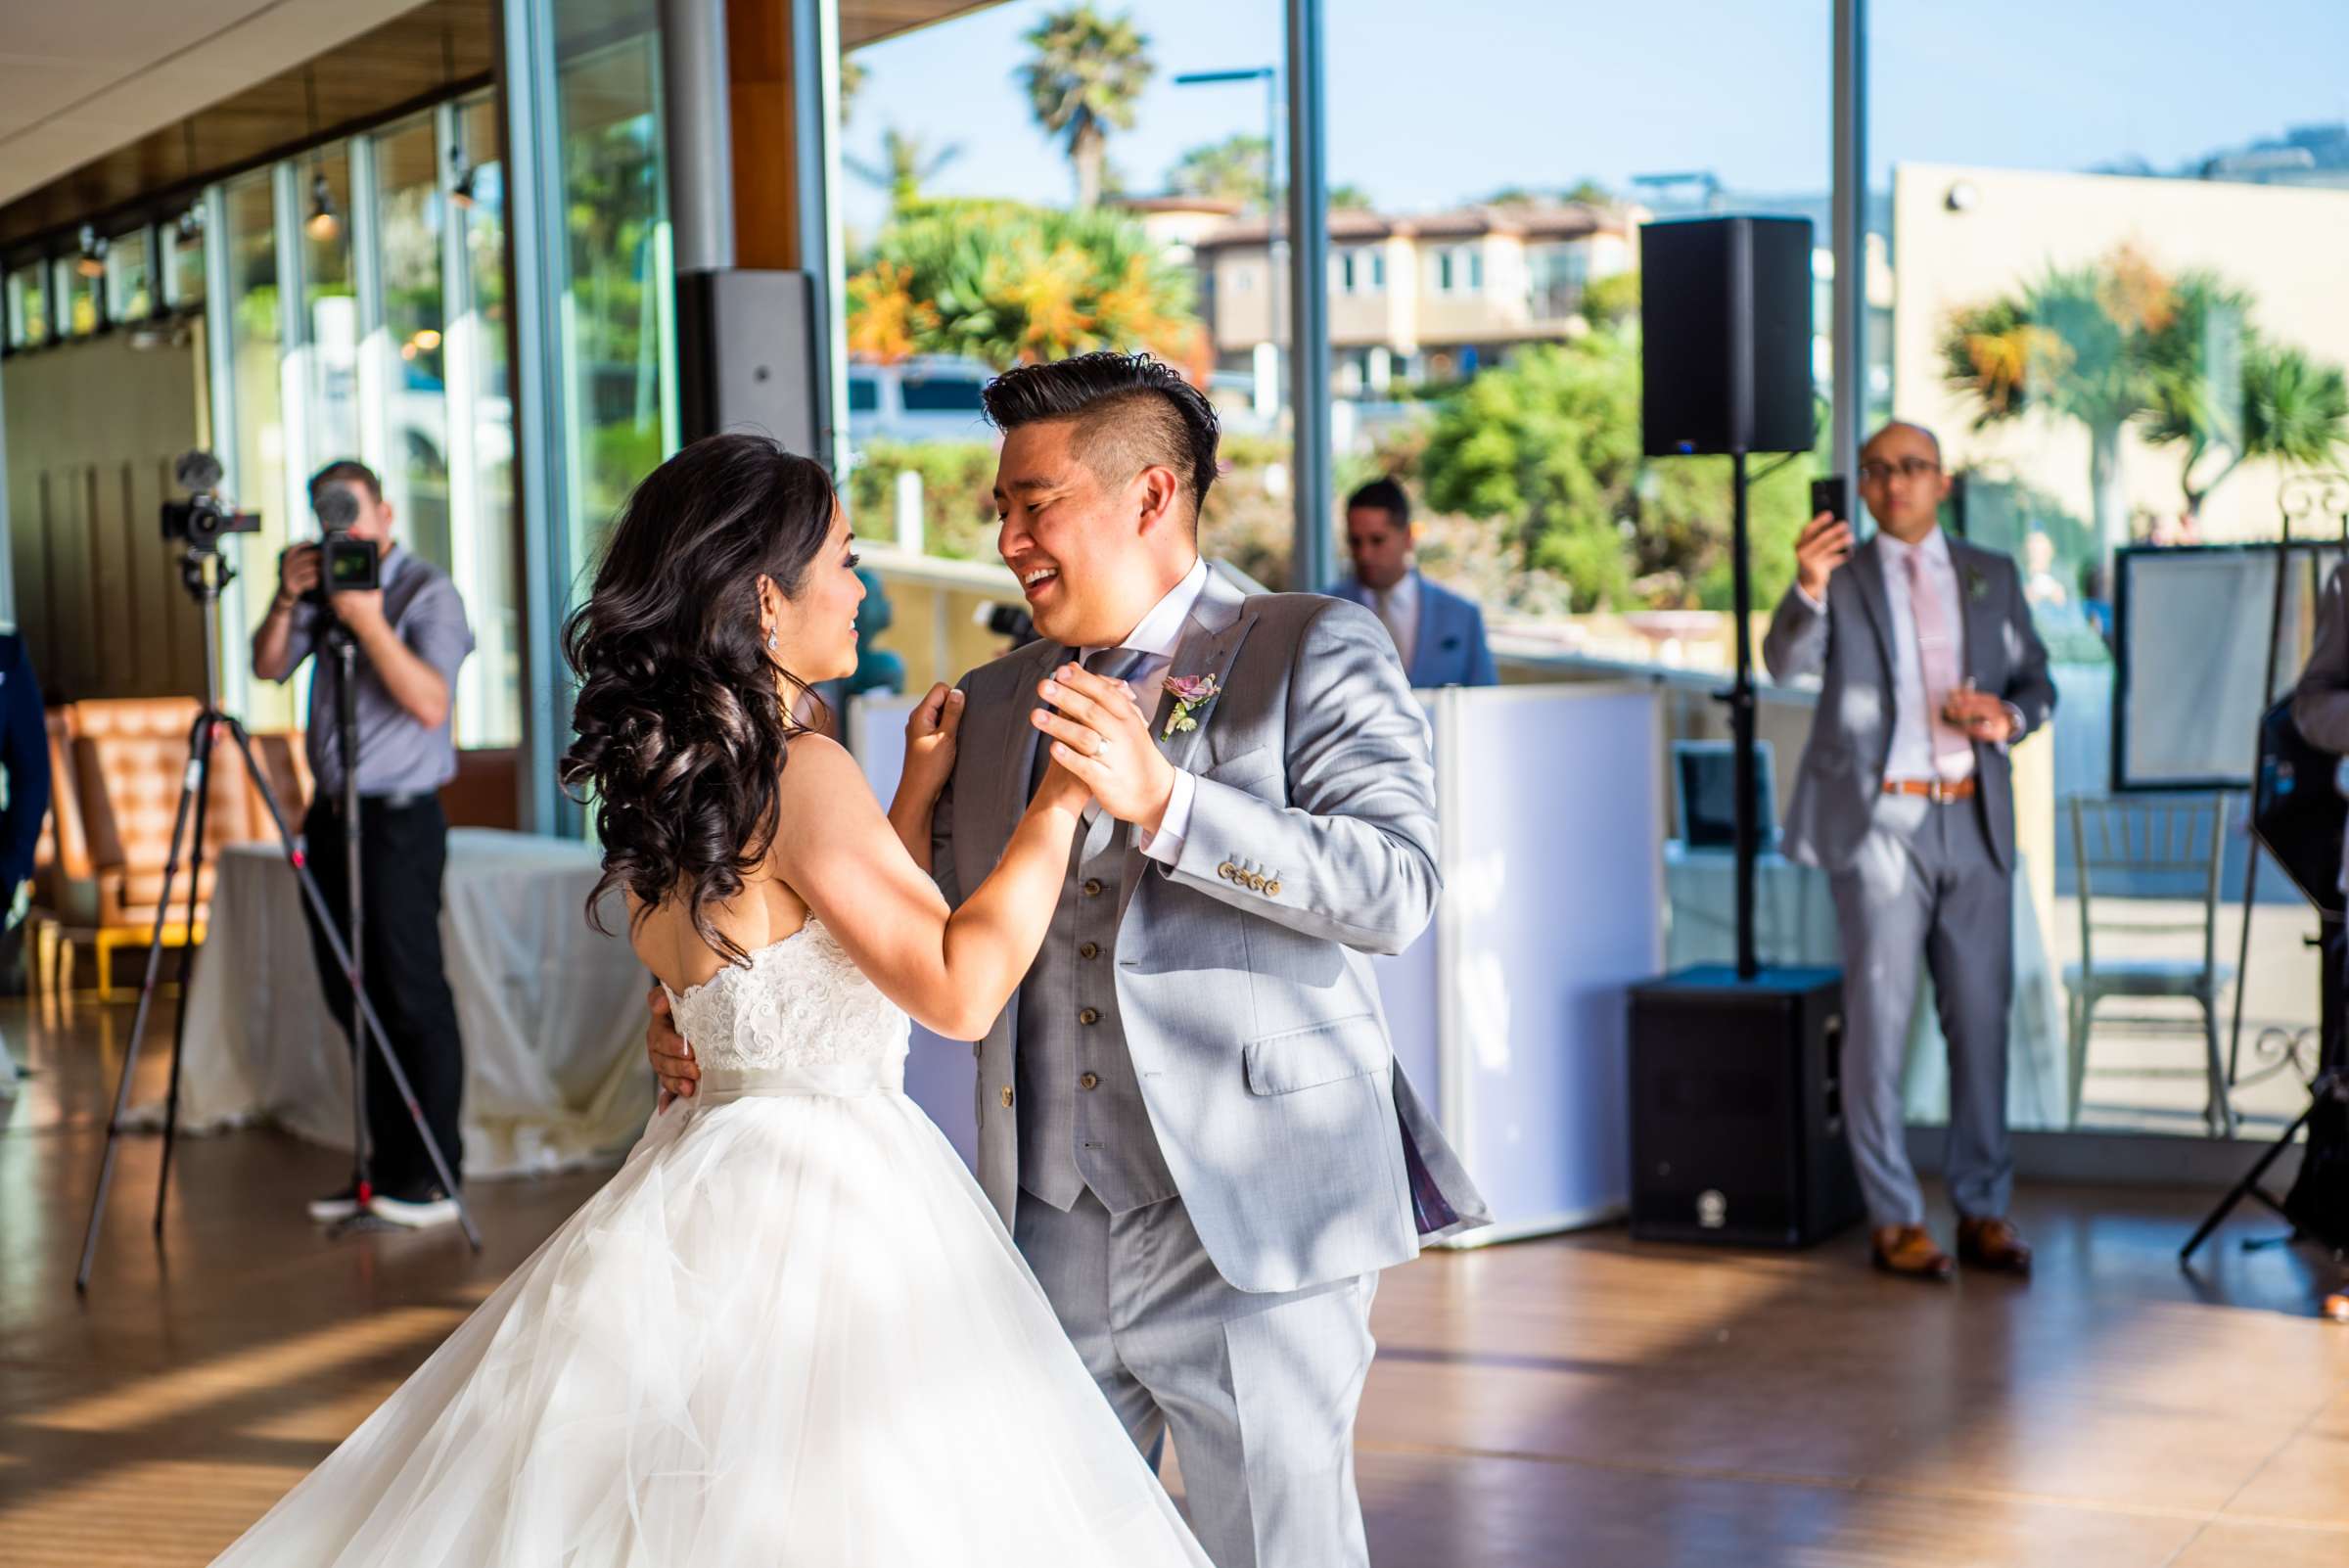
[175, 202, 205, 245]
[305, 170, 342, 243]
[448, 143, 479, 209]
[300, 67, 341, 244]
[74, 225, 109, 278]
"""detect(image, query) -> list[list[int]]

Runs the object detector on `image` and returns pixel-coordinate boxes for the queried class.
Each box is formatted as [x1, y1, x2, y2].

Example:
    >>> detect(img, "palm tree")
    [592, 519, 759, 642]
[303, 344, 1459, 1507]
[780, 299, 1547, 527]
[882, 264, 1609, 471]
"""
[1020, 5, 1152, 210]
[1168, 134, 1269, 210]
[2145, 308, 2349, 517]
[845, 127, 963, 221]
[1942, 246, 2178, 556]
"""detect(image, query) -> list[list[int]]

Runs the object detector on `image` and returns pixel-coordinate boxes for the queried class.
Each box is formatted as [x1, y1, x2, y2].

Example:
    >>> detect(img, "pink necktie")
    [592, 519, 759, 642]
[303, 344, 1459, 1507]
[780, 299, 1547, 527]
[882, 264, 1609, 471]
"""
[1904, 548, 1972, 773]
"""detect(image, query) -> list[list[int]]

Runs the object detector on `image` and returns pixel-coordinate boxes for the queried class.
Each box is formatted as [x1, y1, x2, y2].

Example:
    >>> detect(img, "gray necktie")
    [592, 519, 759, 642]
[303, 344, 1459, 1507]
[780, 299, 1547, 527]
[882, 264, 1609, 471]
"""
[1030, 645, 1150, 800]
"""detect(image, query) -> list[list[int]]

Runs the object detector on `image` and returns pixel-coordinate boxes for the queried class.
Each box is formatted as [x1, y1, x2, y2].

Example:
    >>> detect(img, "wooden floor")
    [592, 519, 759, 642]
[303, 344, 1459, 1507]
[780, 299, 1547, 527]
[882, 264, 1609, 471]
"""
[4, 992, 2347, 1567]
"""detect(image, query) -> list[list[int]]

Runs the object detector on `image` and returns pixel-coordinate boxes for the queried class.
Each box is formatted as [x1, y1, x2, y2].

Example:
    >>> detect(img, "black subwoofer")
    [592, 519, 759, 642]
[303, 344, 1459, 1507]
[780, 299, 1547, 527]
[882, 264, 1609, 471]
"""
[1629, 965, 1864, 1247]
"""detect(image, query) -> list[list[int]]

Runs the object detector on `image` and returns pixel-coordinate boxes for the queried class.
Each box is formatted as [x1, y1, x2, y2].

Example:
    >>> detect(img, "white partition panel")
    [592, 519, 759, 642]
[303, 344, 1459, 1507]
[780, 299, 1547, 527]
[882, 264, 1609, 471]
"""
[1408, 684, 1663, 1243]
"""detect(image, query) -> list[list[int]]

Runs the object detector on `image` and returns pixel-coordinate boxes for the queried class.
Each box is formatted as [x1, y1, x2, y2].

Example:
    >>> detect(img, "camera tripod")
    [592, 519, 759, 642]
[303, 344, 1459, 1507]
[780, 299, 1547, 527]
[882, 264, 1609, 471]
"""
[75, 541, 479, 1294]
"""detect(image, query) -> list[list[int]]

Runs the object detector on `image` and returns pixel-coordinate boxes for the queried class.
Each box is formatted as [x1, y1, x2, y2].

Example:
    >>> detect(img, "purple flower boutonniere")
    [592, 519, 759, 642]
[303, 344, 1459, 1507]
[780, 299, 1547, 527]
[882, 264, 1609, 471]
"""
[1162, 673, 1221, 741]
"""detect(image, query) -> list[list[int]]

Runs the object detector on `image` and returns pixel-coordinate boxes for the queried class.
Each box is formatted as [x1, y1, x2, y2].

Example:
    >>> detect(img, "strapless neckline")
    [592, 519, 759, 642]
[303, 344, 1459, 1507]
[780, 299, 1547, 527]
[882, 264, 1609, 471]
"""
[662, 918, 821, 1007]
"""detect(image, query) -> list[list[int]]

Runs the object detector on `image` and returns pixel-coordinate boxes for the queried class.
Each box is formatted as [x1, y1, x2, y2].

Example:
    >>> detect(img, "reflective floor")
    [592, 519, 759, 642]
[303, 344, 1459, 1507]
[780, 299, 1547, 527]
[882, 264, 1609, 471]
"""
[4, 992, 2345, 1567]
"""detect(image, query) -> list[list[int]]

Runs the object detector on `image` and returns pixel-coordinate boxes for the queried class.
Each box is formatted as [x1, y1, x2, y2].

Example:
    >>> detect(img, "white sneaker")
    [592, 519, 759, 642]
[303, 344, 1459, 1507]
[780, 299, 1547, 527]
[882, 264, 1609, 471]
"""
[306, 1185, 363, 1222]
[367, 1186, 460, 1229]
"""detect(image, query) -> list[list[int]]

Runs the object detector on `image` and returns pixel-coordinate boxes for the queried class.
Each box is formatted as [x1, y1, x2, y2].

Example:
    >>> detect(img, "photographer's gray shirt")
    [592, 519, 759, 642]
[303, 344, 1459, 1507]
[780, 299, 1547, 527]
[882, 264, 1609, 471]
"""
[275, 546, 475, 801]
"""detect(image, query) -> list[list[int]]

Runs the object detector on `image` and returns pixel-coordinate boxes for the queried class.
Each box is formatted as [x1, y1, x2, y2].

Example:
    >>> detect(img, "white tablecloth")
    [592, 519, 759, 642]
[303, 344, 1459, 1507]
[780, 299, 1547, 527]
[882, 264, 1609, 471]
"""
[140, 829, 655, 1176]
[1663, 843, 2070, 1130]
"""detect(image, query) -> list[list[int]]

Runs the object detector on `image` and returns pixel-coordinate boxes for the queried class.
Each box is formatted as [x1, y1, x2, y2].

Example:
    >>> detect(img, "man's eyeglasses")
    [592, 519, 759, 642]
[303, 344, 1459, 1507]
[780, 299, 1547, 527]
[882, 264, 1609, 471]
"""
[1859, 458, 1943, 484]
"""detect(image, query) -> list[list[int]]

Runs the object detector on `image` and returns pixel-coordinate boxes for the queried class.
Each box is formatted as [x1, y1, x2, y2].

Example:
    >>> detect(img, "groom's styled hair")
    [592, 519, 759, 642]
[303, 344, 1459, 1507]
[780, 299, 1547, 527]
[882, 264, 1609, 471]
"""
[982, 352, 1221, 528]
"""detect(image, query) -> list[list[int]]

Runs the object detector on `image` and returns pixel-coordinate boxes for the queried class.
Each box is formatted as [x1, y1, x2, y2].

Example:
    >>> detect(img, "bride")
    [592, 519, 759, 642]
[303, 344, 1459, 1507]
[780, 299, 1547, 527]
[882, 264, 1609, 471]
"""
[209, 435, 1211, 1566]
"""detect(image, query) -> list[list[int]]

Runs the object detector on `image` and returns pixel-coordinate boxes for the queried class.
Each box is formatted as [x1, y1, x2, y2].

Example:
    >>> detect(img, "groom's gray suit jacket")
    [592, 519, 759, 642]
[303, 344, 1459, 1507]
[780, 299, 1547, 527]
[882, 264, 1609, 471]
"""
[933, 570, 1489, 1295]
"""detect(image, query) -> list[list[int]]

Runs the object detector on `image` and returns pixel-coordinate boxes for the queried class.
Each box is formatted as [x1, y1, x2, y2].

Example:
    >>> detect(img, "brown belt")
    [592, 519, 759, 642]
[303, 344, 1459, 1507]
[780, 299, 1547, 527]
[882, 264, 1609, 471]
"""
[1882, 777, 1976, 803]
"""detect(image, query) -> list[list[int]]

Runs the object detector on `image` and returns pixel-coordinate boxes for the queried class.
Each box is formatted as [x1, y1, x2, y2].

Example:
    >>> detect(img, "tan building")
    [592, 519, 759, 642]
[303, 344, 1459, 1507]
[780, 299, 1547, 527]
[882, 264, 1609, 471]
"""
[1889, 161, 2349, 548]
[1154, 201, 1634, 393]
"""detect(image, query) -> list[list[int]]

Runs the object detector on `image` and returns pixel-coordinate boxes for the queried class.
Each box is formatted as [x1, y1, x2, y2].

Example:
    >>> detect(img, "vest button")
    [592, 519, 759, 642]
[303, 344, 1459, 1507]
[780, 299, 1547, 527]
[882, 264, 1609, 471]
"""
[1080, 1072, 1100, 1091]
[1079, 1007, 1101, 1026]
[1082, 878, 1104, 897]
[1079, 942, 1100, 960]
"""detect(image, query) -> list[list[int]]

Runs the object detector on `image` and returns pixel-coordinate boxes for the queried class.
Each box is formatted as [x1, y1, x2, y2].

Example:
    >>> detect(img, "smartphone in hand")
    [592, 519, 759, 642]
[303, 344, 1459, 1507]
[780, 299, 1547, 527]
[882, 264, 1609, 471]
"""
[1810, 475, 1849, 526]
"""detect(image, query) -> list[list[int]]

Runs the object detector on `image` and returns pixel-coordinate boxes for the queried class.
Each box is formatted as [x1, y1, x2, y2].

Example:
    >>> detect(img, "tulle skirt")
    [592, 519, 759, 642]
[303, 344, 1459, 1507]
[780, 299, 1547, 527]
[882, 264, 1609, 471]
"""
[210, 1082, 1211, 1566]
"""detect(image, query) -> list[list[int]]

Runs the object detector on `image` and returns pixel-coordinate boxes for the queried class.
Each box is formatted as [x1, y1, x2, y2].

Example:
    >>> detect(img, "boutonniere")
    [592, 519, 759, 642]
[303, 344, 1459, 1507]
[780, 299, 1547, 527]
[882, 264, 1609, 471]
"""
[1964, 566, 1991, 603]
[1162, 673, 1221, 740]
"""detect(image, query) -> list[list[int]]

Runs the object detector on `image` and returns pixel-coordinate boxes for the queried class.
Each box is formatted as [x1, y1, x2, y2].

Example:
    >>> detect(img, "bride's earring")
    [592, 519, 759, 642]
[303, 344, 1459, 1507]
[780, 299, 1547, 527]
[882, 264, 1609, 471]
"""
[765, 628, 779, 653]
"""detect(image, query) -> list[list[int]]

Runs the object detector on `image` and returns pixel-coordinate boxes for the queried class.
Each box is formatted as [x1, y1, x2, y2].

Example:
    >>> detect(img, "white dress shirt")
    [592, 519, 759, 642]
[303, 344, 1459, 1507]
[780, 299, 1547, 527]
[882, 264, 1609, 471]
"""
[1075, 556, 1210, 863]
[1796, 529, 2026, 782]
[1369, 571, 1420, 673]
[1872, 528, 1974, 784]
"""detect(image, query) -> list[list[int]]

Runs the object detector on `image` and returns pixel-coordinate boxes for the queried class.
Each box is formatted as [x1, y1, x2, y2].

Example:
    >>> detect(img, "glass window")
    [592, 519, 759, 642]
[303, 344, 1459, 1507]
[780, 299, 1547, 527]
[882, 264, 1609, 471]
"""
[4, 263, 46, 348]
[105, 228, 154, 322]
[299, 149, 361, 468]
[838, 3, 1290, 595]
[556, 31, 677, 577]
[375, 117, 452, 575]
[848, 373, 880, 413]
[457, 91, 521, 749]
[1870, 1, 2349, 1138]
[223, 169, 292, 600]
[55, 255, 100, 337]
[163, 211, 206, 310]
[1330, 5, 1826, 633]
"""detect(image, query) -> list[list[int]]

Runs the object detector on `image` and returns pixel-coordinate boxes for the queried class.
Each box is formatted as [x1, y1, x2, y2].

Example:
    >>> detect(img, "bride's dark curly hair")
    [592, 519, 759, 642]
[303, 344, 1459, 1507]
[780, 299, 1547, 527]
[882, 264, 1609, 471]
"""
[559, 434, 838, 965]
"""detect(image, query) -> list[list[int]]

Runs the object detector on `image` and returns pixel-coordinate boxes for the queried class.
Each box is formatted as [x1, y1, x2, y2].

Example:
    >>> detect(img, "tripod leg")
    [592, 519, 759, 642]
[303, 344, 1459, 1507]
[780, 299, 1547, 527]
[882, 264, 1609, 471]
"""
[2180, 1099, 2316, 1264]
[225, 722, 482, 1251]
[75, 720, 207, 1292]
[154, 717, 219, 1236]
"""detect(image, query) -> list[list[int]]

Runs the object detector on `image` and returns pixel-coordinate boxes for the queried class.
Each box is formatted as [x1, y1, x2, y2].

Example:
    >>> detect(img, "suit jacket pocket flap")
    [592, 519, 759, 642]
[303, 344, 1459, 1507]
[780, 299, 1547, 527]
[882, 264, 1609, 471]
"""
[1244, 1013, 1384, 1095]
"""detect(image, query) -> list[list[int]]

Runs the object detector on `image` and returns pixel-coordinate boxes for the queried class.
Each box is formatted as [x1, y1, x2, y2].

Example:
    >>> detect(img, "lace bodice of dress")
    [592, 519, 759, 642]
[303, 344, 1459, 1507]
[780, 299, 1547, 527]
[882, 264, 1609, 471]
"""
[665, 920, 909, 1078]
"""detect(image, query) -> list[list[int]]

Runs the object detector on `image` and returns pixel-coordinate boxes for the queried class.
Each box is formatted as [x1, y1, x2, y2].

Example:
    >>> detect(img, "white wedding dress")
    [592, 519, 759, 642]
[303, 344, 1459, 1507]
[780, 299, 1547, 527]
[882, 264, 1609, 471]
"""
[212, 918, 1211, 1566]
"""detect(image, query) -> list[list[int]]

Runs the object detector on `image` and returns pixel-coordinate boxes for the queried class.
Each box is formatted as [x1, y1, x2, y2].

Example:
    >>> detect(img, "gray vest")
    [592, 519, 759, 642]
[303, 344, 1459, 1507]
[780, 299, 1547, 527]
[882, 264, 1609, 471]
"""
[1015, 809, 1177, 1216]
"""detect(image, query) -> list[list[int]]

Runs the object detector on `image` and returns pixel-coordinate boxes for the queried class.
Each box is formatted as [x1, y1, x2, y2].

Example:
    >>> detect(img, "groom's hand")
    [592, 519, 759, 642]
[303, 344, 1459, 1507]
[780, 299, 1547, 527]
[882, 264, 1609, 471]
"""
[1033, 664, 1176, 833]
[647, 987, 699, 1100]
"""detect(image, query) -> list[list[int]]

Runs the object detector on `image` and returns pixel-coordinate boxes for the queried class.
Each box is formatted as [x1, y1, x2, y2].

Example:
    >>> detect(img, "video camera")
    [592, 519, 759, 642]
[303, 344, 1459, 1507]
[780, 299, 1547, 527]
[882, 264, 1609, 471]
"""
[160, 449, 261, 550]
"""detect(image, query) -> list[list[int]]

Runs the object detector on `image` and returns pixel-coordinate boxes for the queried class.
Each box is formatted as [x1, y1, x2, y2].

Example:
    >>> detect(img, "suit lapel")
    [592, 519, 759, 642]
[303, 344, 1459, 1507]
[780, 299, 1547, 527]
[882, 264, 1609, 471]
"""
[1407, 571, 1435, 687]
[1118, 568, 1255, 919]
[993, 638, 1067, 857]
[1950, 539, 1995, 681]
[1849, 535, 1898, 682]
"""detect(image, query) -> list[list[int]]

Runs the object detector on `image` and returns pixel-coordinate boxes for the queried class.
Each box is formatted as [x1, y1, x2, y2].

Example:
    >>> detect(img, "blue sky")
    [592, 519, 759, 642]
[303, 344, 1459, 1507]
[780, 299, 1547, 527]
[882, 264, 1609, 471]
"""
[840, 0, 2349, 232]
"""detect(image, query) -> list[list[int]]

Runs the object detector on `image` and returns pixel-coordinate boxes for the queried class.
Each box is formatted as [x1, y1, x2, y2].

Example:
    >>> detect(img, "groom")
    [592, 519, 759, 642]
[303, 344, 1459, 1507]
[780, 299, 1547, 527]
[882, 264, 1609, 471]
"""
[650, 352, 1486, 1566]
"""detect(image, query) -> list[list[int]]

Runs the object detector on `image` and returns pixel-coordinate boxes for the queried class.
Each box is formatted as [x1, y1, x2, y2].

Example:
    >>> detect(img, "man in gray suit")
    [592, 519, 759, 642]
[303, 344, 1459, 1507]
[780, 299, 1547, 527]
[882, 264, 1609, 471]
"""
[652, 353, 1486, 1567]
[1764, 420, 2054, 1282]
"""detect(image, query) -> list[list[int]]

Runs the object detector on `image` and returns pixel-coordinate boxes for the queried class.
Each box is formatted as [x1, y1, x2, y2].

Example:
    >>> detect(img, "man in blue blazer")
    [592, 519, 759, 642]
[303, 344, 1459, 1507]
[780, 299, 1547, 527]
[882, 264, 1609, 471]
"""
[1323, 478, 1498, 688]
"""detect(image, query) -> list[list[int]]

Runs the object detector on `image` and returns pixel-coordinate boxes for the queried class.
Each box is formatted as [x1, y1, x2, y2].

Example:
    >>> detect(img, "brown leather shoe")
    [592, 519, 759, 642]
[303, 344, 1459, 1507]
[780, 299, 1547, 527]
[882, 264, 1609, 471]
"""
[1870, 1223, 1955, 1281]
[1958, 1216, 2033, 1276]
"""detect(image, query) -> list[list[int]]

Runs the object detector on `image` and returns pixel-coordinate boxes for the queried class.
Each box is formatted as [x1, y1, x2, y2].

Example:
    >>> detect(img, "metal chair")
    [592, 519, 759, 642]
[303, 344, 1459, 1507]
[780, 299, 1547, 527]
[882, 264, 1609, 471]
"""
[2063, 794, 2236, 1136]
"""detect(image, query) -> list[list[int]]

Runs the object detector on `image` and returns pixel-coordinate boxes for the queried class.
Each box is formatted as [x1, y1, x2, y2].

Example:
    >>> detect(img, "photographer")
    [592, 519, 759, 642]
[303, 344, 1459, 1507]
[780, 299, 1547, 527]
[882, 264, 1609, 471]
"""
[253, 460, 475, 1229]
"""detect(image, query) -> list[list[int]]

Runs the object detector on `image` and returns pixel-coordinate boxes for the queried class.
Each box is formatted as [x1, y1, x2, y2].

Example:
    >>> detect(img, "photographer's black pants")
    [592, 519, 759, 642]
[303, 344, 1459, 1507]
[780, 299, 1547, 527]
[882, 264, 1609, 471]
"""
[299, 795, 465, 1194]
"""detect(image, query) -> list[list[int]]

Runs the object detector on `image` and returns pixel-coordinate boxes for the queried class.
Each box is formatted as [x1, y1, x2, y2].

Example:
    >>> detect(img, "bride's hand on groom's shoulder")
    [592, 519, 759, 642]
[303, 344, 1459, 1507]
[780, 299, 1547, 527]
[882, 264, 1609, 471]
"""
[900, 682, 965, 799]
